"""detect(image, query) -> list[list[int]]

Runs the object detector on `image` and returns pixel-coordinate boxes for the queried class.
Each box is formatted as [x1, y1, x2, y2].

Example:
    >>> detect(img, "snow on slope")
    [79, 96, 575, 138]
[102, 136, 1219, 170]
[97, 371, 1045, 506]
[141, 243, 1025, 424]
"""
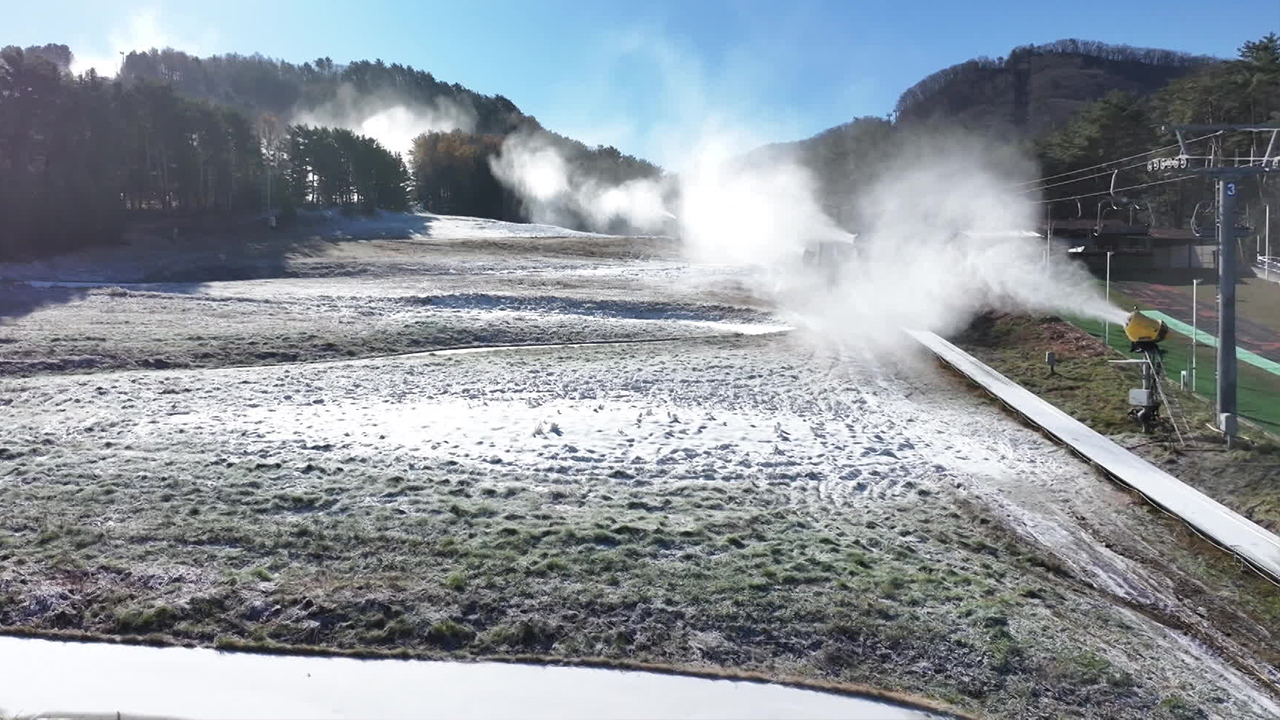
[307, 209, 617, 240]
[5, 233, 1280, 715]
[0, 210, 624, 285]
[7, 330, 1280, 718]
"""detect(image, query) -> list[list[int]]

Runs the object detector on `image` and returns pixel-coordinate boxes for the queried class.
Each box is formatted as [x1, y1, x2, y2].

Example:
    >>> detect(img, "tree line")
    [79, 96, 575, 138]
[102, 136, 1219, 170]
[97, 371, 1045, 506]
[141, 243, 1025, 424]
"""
[782, 35, 1278, 235]
[119, 48, 663, 225]
[1, 44, 665, 260]
[410, 130, 512, 219]
[1008, 39, 1214, 68]
[6, 34, 1275, 261]
[1036, 34, 1280, 232]
[0, 45, 411, 260]
[121, 49, 524, 136]
[283, 124, 410, 212]
[894, 38, 1214, 130]
[408, 124, 662, 223]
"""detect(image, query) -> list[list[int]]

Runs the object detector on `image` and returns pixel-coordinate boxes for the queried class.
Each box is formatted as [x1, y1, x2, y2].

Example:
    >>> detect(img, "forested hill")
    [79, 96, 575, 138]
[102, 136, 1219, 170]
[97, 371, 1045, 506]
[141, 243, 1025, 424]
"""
[116, 48, 662, 222]
[120, 49, 526, 135]
[893, 39, 1215, 136]
[753, 35, 1278, 235]
[0, 44, 663, 261]
[5, 35, 1274, 263]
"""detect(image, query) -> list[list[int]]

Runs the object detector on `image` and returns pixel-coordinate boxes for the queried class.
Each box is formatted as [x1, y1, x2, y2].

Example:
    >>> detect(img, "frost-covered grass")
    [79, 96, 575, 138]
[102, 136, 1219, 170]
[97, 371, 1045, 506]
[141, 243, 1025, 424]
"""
[0, 287, 759, 375]
[0, 435, 1213, 717]
[2, 334, 1278, 719]
[3, 228, 1279, 718]
[0, 235, 764, 376]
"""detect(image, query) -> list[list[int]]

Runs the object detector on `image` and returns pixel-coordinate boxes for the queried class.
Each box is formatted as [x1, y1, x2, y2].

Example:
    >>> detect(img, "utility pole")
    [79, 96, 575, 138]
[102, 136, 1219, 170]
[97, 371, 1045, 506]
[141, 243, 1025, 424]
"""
[1155, 123, 1280, 441]
[1105, 250, 1113, 347]
[1216, 177, 1238, 437]
[1191, 278, 1200, 392]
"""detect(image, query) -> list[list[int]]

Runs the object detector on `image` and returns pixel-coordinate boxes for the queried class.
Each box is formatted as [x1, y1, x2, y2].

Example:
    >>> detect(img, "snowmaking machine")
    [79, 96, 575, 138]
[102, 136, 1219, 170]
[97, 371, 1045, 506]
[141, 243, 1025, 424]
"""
[1123, 310, 1169, 349]
[1119, 309, 1186, 439]
[800, 237, 859, 287]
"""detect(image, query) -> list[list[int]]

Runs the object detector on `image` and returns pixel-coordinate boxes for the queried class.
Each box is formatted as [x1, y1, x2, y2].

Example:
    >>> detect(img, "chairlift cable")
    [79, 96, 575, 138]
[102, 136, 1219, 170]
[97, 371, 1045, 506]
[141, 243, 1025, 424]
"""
[1020, 159, 1151, 194]
[1026, 155, 1222, 195]
[1009, 131, 1223, 189]
[1033, 175, 1193, 204]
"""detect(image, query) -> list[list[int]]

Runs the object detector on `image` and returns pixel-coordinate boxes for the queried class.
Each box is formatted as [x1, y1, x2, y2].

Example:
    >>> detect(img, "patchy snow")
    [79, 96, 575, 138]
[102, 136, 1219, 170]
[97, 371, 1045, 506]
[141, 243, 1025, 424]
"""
[420, 211, 618, 240]
[295, 208, 618, 241]
[3, 223, 1279, 717]
[137, 337, 932, 504]
[0, 210, 634, 286]
[7, 325, 1280, 715]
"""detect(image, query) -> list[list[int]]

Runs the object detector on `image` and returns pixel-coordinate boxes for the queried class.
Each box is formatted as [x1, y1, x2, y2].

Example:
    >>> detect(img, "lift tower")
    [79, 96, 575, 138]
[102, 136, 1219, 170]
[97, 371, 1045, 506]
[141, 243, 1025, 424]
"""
[1155, 124, 1280, 441]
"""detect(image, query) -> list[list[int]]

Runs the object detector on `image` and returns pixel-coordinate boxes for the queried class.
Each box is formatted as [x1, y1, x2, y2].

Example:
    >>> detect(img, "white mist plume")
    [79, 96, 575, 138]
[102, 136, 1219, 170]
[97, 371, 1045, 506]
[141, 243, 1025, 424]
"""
[488, 131, 673, 233]
[492, 124, 1124, 345]
[69, 7, 214, 78]
[759, 135, 1127, 349]
[292, 85, 477, 156]
[487, 31, 1125, 347]
[488, 124, 844, 263]
[676, 138, 851, 267]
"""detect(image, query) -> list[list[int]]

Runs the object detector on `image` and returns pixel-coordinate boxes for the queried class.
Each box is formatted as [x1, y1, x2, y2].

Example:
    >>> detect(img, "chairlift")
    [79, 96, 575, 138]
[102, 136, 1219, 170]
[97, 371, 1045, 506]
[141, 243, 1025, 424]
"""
[1126, 200, 1153, 227]
[1096, 196, 1121, 231]
[1191, 201, 1215, 238]
[1093, 172, 1125, 233]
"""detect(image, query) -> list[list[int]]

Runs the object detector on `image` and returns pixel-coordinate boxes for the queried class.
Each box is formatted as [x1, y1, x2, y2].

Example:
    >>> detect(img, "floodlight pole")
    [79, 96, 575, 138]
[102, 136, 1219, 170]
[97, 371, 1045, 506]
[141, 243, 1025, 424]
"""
[1045, 204, 1052, 276]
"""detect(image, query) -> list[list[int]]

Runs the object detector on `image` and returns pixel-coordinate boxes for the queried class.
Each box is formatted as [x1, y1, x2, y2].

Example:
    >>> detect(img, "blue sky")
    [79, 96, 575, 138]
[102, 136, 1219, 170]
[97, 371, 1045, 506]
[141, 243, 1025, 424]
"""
[7, 0, 1278, 167]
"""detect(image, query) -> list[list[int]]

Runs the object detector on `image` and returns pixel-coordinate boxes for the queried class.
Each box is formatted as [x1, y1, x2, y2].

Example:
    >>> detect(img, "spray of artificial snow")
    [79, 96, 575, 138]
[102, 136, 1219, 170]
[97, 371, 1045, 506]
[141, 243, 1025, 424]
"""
[478, 33, 1126, 345]
[492, 125, 1123, 344]
[779, 132, 1130, 348]
[292, 84, 477, 156]
[488, 130, 675, 233]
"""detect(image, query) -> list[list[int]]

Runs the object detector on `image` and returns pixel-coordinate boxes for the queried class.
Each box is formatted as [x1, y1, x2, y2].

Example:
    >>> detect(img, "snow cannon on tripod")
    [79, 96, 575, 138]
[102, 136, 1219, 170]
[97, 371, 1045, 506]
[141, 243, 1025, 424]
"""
[1116, 308, 1175, 436]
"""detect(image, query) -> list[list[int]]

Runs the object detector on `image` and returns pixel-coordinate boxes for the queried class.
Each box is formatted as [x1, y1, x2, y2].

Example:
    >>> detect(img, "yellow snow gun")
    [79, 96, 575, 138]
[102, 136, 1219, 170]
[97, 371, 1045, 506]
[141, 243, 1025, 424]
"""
[1123, 310, 1168, 345]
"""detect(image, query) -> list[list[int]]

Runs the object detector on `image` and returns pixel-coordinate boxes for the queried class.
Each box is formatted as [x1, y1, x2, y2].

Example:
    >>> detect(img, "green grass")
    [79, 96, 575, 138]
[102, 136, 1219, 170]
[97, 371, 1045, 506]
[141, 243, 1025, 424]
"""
[1159, 694, 1205, 720]
[955, 311, 1280, 532]
[1096, 277, 1280, 433]
[954, 313, 1150, 434]
[1066, 314, 1280, 435]
[1154, 276, 1280, 335]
